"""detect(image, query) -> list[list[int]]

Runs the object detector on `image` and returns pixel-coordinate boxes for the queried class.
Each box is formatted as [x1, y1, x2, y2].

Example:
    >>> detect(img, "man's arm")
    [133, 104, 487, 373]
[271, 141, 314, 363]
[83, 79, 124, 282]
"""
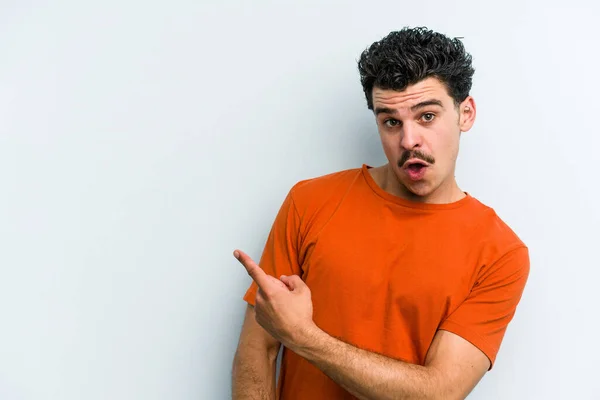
[232, 304, 281, 400]
[234, 250, 492, 400]
[290, 325, 489, 400]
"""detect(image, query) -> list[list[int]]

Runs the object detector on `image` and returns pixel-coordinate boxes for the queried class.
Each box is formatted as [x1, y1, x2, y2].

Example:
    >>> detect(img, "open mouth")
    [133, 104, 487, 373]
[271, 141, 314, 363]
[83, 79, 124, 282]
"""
[403, 160, 428, 180]
[407, 163, 426, 172]
[405, 161, 428, 171]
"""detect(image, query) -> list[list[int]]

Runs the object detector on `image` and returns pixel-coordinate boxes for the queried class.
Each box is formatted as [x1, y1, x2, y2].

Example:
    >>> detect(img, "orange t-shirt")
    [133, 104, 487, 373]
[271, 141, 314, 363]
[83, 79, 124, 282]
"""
[243, 164, 530, 399]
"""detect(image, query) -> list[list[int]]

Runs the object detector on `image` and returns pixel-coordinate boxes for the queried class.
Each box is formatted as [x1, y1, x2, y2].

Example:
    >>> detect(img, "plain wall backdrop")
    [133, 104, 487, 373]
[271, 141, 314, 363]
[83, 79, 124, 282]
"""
[1, 0, 599, 399]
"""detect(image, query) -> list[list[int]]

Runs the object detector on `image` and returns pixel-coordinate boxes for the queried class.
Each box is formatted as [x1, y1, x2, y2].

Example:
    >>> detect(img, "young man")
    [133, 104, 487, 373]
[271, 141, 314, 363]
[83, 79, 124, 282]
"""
[232, 27, 530, 400]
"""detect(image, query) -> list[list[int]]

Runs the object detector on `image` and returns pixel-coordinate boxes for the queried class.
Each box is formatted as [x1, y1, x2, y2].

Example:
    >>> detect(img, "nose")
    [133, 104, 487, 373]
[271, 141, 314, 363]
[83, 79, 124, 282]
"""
[399, 122, 423, 150]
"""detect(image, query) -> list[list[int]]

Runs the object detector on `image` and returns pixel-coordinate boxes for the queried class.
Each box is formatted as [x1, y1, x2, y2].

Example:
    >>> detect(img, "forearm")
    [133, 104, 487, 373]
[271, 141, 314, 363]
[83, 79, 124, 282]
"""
[232, 344, 279, 400]
[290, 327, 445, 400]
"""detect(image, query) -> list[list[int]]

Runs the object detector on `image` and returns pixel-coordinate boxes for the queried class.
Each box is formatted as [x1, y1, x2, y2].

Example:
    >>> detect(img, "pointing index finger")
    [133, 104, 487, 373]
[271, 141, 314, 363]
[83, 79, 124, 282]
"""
[234, 249, 270, 290]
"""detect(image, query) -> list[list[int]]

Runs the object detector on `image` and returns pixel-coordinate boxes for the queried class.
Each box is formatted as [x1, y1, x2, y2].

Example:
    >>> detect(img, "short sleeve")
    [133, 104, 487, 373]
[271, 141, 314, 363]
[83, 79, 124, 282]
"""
[243, 188, 302, 306]
[439, 246, 530, 369]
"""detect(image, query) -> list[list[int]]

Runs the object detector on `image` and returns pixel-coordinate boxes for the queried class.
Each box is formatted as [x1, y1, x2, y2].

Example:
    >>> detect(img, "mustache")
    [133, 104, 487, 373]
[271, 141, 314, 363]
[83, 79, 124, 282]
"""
[398, 150, 435, 167]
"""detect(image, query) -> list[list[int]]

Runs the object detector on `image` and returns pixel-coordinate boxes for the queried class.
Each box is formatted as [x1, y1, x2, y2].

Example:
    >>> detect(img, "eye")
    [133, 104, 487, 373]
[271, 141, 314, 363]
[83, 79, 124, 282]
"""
[421, 113, 435, 123]
[384, 119, 401, 128]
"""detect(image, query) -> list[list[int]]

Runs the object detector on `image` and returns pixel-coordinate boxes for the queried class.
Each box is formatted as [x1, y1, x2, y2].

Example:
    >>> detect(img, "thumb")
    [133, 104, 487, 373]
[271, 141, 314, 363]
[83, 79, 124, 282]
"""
[280, 275, 305, 291]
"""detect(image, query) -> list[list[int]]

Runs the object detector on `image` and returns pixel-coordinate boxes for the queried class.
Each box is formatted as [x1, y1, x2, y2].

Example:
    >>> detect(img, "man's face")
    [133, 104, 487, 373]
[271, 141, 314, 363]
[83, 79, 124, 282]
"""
[372, 77, 475, 201]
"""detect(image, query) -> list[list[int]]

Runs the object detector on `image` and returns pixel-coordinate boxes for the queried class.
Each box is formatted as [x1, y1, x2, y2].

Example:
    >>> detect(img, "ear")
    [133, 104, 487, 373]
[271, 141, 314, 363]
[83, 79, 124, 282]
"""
[459, 96, 476, 132]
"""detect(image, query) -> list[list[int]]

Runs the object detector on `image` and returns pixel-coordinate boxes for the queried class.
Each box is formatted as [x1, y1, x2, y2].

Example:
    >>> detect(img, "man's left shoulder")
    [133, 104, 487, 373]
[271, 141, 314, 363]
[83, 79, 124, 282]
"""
[464, 197, 530, 290]
[468, 196, 528, 253]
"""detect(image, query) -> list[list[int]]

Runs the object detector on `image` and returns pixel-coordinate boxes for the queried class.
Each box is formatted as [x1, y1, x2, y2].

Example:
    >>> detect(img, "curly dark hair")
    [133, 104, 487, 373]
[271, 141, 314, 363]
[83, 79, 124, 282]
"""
[357, 27, 475, 110]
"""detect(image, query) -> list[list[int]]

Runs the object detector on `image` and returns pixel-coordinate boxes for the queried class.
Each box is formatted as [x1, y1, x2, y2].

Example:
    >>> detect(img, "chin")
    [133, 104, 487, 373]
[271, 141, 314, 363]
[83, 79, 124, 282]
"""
[388, 165, 442, 201]
[395, 177, 431, 198]
[405, 184, 434, 199]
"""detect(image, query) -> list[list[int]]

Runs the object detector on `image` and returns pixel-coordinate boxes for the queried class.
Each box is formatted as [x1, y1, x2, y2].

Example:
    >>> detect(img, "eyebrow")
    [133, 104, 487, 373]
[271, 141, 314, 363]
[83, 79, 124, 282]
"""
[374, 99, 445, 116]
